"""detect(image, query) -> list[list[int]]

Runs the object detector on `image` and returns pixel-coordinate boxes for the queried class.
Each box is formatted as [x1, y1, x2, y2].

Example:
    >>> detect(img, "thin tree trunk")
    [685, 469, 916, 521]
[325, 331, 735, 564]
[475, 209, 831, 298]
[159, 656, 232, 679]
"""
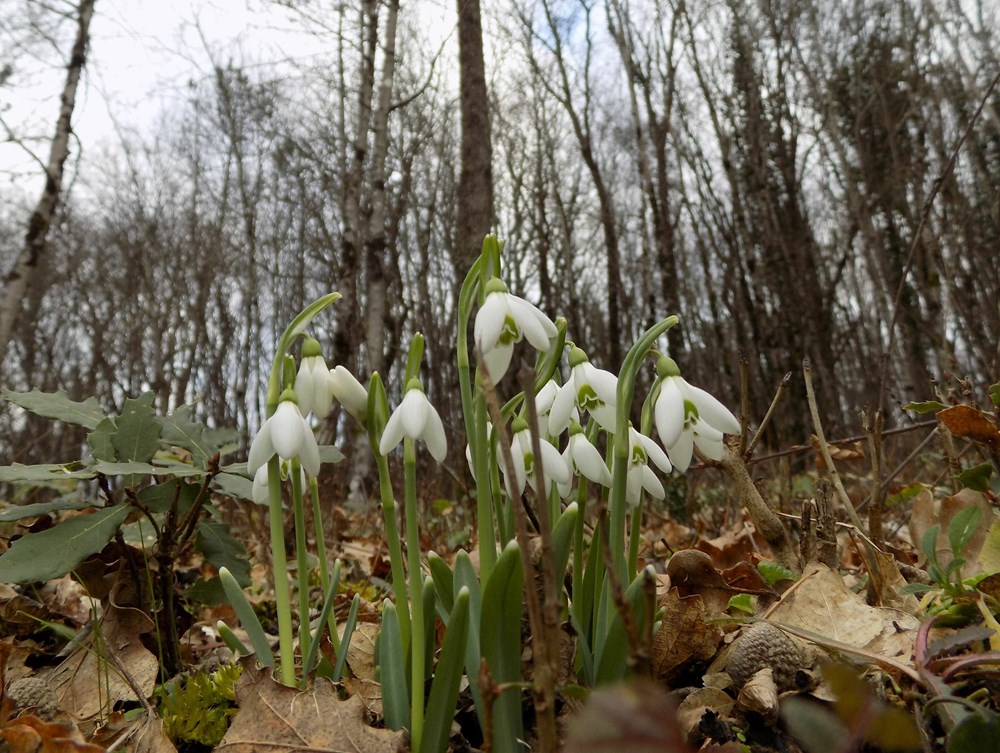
[0, 0, 96, 373]
[456, 0, 494, 267]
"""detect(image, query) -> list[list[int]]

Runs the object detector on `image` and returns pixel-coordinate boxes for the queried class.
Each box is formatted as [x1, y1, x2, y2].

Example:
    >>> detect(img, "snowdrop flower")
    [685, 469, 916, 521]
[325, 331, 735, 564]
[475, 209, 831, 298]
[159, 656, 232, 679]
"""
[295, 337, 332, 419]
[653, 356, 740, 472]
[501, 417, 571, 499]
[247, 389, 321, 477]
[565, 421, 612, 485]
[328, 365, 368, 420]
[623, 426, 673, 507]
[379, 378, 447, 462]
[474, 277, 558, 381]
[549, 346, 618, 435]
[534, 379, 574, 439]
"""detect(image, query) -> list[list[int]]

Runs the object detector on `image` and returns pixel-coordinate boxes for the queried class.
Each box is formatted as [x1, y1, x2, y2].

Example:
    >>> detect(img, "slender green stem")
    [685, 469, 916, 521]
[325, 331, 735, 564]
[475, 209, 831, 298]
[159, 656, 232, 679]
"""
[404, 437, 425, 752]
[266, 455, 296, 687]
[311, 478, 341, 656]
[376, 451, 411, 649]
[473, 388, 497, 580]
[291, 460, 311, 686]
[609, 316, 679, 579]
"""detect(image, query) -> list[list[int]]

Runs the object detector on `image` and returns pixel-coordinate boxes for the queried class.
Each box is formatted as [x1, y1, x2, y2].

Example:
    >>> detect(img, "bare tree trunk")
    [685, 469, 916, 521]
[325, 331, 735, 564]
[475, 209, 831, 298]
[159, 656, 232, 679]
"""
[456, 0, 494, 267]
[0, 0, 96, 373]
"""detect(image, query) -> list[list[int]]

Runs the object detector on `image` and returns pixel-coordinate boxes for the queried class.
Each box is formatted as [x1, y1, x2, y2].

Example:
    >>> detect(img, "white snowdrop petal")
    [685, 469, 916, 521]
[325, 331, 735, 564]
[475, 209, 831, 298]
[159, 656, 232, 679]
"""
[590, 402, 618, 432]
[686, 382, 741, 435]
[246, 423, 275, 477]
[379, 407, 406, 455]
[508, 296, 555, 350]
[584, 364, 619, 405]
[694, 420, 724, 442]
[423, 405, 449, 462]
[572, 436, 612, 486]
[300, 426, 321, 477]
[639, 433, 673, 474]
[536, 380, 560, 413]
[482, 342, 514, 382]
[654, 378, 686, 449]
[694, 433, 725, 462]
[252, 465, 270, 505]
[474, 293, 508, 350]
[641, 465, 666, 500]
[668, 430, 694, 473]
[271, 402, 306, 459]
[539, 441, 571, 485]
[329, 367, 368, 417]
[400, 390, 429, 440]
[548, 382, 577, 436]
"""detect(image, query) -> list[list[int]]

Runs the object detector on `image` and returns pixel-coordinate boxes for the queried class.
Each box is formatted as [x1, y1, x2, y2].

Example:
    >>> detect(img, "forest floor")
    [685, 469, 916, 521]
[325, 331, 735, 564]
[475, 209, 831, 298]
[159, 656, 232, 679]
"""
[1, 426, 999, 753]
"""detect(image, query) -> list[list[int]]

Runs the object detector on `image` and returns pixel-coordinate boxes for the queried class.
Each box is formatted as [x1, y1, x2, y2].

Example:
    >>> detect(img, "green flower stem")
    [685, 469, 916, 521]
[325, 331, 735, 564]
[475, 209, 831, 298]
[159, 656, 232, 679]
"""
[473, 388, 497, 581]
[311, 478, 341, 657]
[608, 316, 679, 579]
[376, 450, 411, 650]
[628, 386, 658, 575]
[404, 436, 425, 753]
[266, 455, 296, 687]
[265, 293, 341, 407]
[573, 419, 602, 630]
[291, 459, 311, 686]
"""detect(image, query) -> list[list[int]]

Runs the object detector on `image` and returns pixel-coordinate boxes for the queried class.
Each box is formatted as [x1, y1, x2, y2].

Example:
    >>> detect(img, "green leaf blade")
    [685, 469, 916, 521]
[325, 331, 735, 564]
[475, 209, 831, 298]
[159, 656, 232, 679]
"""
[2, 388, 106, 429]
[0, 505, 129, 583]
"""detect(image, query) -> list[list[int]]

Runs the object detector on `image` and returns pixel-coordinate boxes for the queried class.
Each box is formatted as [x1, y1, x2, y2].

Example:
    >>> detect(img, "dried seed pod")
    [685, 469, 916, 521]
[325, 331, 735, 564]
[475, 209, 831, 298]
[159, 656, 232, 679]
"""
[725, 622, 804, 692]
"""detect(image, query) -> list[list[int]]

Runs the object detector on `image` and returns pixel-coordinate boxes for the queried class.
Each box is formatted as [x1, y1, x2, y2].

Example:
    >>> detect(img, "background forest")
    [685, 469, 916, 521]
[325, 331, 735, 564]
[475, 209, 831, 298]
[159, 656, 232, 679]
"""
[1, 0, 998, 474]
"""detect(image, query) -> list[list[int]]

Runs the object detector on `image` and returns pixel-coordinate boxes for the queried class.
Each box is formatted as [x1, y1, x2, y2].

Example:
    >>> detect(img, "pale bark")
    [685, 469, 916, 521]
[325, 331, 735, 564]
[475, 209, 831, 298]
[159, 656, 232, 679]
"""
[0, 0, 96, 373]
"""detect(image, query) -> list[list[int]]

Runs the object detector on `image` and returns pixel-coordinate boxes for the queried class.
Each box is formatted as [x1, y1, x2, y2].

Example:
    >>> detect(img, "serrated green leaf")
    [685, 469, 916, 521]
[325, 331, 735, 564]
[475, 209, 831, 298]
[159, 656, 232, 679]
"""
[956, 463, 994, 493]
[158, 406, 239, 468]
[87, 417, 117, 461]
[0, 505, 129, 583]
[904, 400, 948, 414]
[196, 521, 250, 586]
[0, 463, 95, 483]
[0, 497, 92, 522]
[211, 473, 253, 501]
[112, 393, 162, 463]
[2, 388, 106, 429]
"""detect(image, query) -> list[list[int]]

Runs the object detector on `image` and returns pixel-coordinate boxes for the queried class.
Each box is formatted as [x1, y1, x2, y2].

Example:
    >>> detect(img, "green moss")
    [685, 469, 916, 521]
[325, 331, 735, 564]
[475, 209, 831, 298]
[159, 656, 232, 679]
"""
[159, 663, 242, 749]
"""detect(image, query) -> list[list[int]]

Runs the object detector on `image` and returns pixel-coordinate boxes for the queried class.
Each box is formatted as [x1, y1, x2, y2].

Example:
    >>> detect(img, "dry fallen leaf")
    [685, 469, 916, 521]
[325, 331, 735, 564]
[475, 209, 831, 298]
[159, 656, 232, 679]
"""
[343, 622, 379, 682]
[0, 715, 105, 753]
[937, 405, 1000, 451]
[675, 687, 735, 741]
[217, 662, 404, 753]
[42, 604, 159, 720]
[768, 563, 918, 661]
[909, 488, 997, 577]
[651, 589, 723, 681]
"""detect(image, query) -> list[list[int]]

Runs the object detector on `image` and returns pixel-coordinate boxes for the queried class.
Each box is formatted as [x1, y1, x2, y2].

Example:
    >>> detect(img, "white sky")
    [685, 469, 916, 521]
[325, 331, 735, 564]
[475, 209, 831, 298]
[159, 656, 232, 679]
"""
[0, 0, 453, 194]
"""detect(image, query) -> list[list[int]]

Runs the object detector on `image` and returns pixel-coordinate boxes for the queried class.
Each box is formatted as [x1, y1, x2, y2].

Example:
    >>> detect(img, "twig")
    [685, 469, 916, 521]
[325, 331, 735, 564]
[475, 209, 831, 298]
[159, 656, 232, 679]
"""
[737, 354, 751, 456]
[744, 371, 792, 460]
[803, 358, 866, 534]
[863, 409, 884, 546]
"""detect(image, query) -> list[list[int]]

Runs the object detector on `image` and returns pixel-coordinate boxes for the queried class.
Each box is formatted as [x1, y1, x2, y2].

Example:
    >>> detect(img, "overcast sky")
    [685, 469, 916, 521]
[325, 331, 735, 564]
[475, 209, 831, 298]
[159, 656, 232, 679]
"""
[1, 0, 453, 192]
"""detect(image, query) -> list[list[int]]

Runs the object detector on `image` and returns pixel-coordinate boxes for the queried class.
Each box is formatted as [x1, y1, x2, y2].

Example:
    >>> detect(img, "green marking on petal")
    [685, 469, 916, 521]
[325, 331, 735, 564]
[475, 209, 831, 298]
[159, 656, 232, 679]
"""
[499, 314, 520, 345]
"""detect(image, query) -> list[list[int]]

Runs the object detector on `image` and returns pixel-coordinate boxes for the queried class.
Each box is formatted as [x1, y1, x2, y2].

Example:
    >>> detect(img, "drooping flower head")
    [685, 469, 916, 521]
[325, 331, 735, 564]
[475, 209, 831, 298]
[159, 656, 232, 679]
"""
[653, 356, 741, 472]
[622, 426, 673, 507]
[548, 345, 618, 435]
[558, 419, 613, 497]
[500, 416, 571, 499]
[379, 378, 448, 462]
[295, 337, 332, 419]
[247, 388, 321, 477]
[474, 277, 558, 381]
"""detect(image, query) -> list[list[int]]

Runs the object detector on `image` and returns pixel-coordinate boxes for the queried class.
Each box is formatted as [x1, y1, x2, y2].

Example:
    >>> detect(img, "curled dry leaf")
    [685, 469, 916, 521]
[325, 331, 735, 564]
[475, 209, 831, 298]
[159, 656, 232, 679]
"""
[0, 714, 106, 753]
[675, 687, 735, 742]
[652, 588, 723, 682]
[217, 662, 404, 753]
[937, 404, 1000, 451]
